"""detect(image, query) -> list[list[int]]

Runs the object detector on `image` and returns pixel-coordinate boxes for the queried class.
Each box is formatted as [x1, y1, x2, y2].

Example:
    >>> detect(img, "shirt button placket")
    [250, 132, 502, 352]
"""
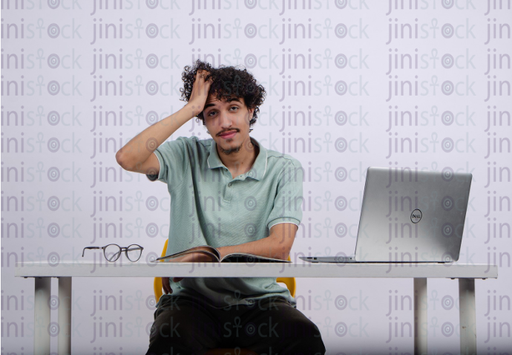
[222, 170, 233, 202]
[224, 178, 233, 202]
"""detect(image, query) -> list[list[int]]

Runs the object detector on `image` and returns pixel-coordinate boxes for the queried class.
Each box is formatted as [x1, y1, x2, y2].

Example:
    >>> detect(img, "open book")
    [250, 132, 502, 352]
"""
[156, 245, 290, 263]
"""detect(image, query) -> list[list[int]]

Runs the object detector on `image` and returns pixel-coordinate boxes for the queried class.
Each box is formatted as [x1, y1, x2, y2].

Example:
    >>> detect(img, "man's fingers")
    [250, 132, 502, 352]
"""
[162, 277, 171, 294]
[195, 70, 207, 81]
[189, 70, 212, 113]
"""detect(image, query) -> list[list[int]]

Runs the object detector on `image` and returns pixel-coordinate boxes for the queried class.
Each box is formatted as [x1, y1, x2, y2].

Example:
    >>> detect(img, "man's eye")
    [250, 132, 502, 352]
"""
[230, 106, 239, 111]
[207, 111, 216, 117]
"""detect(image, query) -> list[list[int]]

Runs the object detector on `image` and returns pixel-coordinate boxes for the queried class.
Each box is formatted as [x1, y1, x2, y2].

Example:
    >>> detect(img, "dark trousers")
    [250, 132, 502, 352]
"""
[146, 295, 326, 355]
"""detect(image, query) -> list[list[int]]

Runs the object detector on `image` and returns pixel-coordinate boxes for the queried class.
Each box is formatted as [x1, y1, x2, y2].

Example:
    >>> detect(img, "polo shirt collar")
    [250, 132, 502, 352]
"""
[207, 139, 225, 170]
[207, 138, 268, 181]
[248, 138, 267, 180]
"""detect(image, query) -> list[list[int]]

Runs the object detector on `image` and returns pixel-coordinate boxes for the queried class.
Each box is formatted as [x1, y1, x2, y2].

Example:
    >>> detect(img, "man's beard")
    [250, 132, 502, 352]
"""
[219, 144, 242, 155]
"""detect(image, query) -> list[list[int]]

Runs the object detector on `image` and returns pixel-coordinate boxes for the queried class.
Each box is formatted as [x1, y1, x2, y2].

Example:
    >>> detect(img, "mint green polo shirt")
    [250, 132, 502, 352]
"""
[150, 136, 303, 308]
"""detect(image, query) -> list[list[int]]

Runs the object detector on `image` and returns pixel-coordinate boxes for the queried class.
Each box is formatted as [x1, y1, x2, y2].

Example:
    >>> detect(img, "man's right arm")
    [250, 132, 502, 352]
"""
[115, 105, 195, 175]
[115, 70, 211, 174]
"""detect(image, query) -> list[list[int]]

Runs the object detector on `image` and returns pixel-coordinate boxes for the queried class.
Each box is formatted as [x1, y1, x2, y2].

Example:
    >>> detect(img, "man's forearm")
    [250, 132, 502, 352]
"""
[115, 104, 195, 171]
[217, 224, 297, 260]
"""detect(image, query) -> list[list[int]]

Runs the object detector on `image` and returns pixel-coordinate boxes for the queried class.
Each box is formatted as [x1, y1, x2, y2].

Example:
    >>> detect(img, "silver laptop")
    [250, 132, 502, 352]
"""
[301, 167, 472, 263]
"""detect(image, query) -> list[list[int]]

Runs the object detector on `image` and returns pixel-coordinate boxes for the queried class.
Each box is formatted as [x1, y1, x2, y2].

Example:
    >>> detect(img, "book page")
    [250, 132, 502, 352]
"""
[156, 245, 220, 261]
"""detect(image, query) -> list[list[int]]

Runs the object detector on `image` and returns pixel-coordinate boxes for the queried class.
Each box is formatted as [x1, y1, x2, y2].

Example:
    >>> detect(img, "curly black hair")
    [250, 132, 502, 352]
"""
[180, 60, 266, 126]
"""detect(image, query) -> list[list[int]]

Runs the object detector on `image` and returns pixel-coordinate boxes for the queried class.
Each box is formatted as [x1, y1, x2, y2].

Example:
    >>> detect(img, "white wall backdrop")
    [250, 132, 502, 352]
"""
[2, 0, 511, 353]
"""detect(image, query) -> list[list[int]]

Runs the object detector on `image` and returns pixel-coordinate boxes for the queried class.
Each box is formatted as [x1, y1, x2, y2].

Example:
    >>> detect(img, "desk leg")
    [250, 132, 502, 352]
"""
[58, 277, 72, 355]
[459, 278, 477, 355]
[34, 277, 51, 355]
[414, 278, 428, 355]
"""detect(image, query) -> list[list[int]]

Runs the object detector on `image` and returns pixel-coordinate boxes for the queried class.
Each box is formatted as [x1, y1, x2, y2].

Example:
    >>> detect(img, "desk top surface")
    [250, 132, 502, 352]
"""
[15, 261, 498, 279]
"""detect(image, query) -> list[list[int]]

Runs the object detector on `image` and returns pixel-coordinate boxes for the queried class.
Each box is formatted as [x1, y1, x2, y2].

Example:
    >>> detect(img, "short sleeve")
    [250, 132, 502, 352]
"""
[266, 158, 304, 229]
[146, 138, 188, 183]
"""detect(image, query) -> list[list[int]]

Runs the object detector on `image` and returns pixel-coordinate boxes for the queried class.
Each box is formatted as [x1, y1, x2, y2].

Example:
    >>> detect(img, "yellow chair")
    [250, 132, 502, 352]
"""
[153, 239, 296, 355]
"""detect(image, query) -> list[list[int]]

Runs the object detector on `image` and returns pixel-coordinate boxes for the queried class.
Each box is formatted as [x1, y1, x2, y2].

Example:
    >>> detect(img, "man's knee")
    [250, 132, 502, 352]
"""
[158, 319, 182, 338]
[279, 314, 320, 338]
[150, 313, 222, 353]
[148, 314, 192, 354]
[279, 317, 325, 353]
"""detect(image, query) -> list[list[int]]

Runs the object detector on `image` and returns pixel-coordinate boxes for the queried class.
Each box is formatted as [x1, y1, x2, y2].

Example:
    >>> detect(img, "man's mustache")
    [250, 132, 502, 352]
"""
[216, 128, 240, 137]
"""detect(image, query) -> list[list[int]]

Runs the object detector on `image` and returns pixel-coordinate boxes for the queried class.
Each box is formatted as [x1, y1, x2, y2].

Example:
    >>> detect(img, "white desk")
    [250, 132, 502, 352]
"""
[16, 261, 498, 355]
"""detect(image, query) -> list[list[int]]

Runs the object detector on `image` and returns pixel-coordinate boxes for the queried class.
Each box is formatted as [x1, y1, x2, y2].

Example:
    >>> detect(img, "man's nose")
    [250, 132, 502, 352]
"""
[218, 110, 232, 128]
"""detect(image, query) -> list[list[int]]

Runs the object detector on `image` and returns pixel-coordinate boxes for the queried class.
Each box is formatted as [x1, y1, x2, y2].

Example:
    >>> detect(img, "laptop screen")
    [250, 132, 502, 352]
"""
[354, 167, 472, 263]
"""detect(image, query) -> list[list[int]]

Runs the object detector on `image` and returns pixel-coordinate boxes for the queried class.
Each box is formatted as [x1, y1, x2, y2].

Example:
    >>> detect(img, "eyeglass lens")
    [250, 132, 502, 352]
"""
[104, 244, 122, 262]
[126, 244, 143, 262]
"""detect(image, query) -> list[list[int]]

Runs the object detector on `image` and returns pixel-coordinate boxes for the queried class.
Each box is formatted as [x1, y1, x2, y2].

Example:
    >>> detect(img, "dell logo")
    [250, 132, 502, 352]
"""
[410, 209, 422, 224]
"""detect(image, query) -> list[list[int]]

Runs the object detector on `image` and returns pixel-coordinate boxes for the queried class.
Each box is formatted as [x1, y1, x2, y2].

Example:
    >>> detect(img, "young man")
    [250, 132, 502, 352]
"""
[116, 60, 326, 355]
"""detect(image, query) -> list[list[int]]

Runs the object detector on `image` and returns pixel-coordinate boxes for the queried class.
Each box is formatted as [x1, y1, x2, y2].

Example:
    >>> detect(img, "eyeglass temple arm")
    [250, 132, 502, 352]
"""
[82, 246, 102, 257]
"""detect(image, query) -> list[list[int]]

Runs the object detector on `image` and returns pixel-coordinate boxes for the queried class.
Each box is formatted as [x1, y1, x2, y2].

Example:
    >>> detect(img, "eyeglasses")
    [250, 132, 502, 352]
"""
[82, 244, 144, 262]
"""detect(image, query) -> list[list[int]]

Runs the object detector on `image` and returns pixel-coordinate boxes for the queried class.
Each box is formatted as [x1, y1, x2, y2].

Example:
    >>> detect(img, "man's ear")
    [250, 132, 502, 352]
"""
[247, 108, 255, 121]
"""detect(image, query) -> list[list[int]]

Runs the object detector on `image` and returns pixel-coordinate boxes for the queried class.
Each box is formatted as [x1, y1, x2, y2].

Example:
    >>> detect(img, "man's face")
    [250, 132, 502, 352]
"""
[202, 95, 254, 155]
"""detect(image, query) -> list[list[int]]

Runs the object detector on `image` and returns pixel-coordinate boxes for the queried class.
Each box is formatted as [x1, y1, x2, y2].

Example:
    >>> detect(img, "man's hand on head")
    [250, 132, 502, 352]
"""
[187, 70, 212, 117]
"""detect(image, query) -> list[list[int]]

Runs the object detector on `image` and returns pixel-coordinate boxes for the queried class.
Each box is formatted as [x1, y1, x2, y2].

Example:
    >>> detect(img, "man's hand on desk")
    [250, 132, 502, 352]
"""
[216, 224, 297, 261]
[159, 225, 297, 294]
[161, 251, 216, 294]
